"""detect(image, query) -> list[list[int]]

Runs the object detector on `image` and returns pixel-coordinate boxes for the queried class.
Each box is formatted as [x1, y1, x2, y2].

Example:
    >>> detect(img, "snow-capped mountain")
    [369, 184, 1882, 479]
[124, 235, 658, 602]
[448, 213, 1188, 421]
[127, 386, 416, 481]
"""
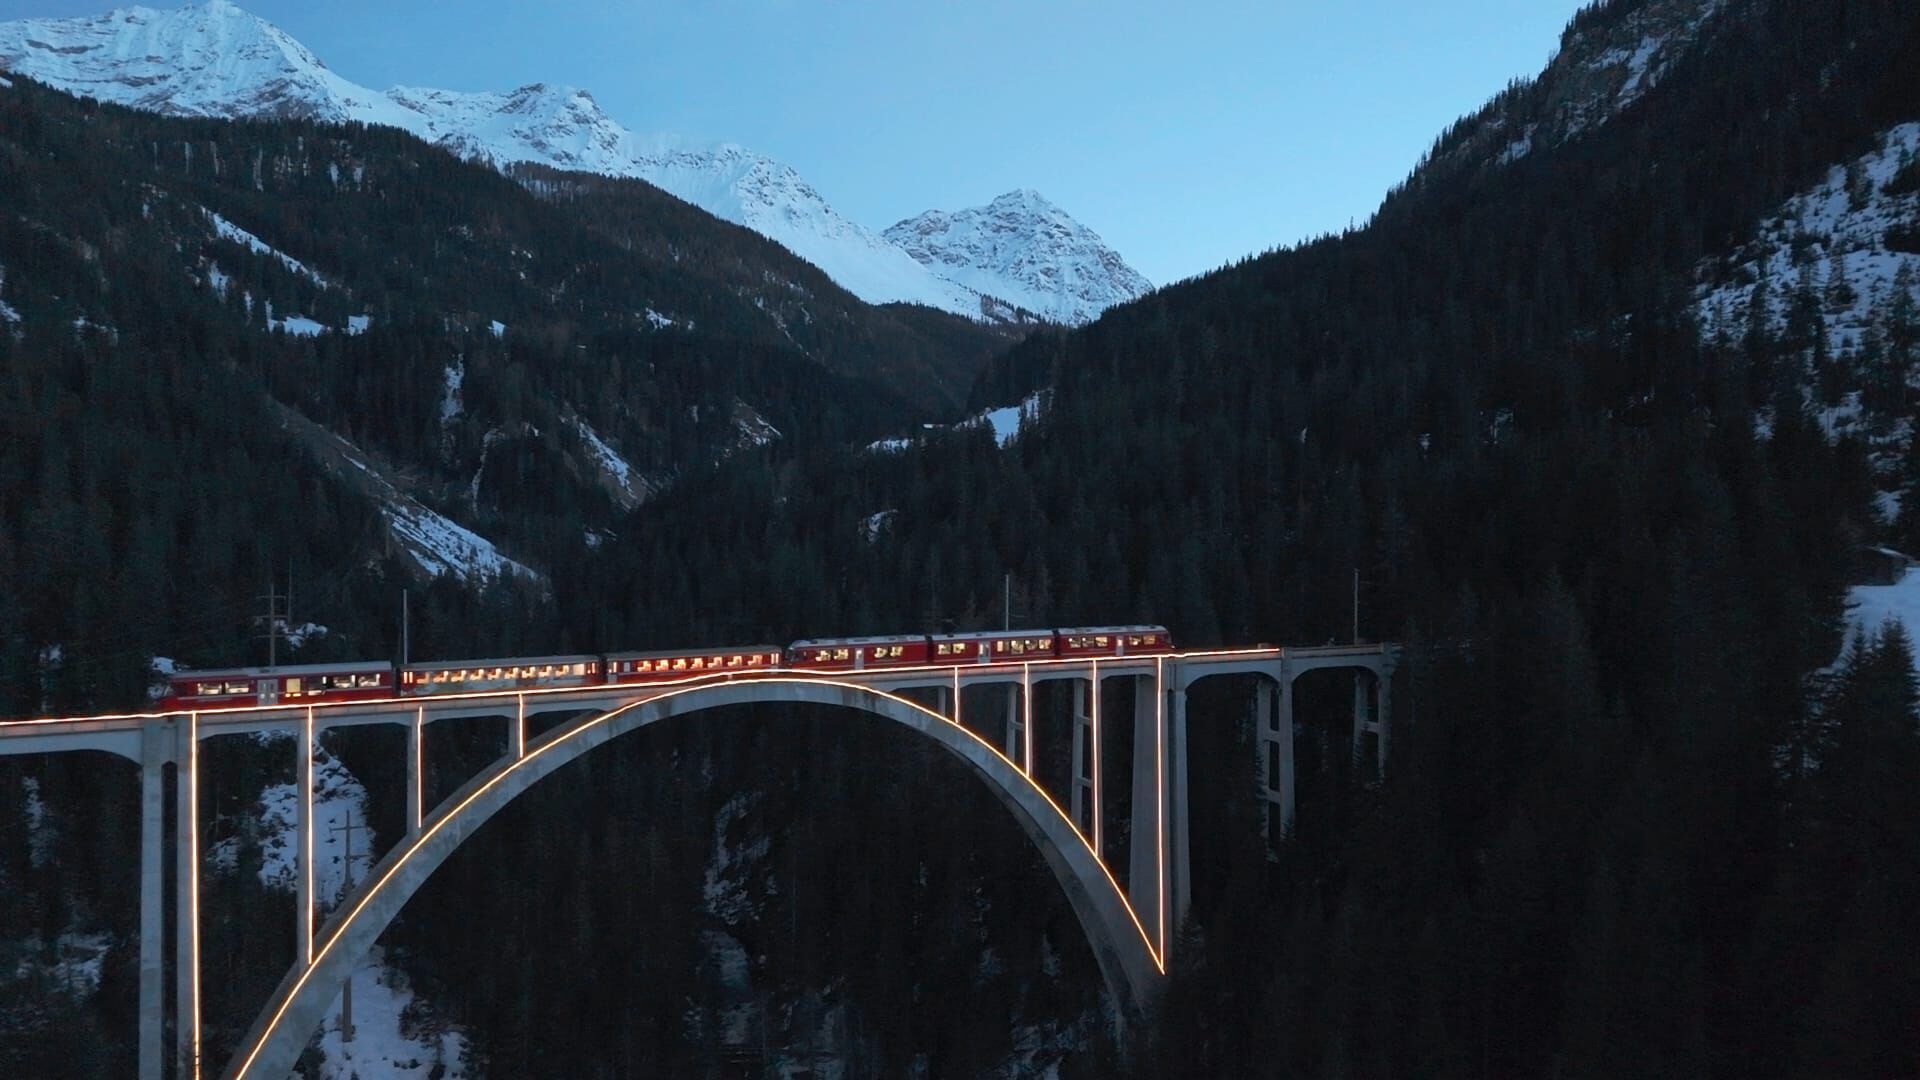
[885, 190, 1151, 325]
[0, 0, 1146, 323]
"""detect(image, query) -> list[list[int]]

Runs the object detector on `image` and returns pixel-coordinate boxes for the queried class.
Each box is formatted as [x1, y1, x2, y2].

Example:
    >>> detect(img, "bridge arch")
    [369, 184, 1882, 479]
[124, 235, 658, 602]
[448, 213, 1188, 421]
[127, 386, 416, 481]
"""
[223, 677, 1161, 1079]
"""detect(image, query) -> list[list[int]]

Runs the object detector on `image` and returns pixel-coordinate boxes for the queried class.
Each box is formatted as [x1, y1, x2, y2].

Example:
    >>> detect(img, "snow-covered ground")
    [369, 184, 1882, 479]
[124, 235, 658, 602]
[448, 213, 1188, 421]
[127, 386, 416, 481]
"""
[201, 735, 468, 1077]
[308, 946, 468, 1080]
[209, 735, 369, 901]
[1696, 122, 1920, 362]
[962, 389, 1049, 448]
[1845, 566, 1920, 674]
[439, 359, 465, 425]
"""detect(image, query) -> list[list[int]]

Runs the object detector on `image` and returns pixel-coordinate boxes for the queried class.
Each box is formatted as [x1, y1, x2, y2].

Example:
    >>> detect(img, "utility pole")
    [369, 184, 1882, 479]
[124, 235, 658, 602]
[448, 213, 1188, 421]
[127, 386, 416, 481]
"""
[1353, 567, 1360, 645]
[254, 575, 289, 669]
[328, 809, 372, 1047]
[1004, 573, 1012, 631]
[400, 590, 410, 666]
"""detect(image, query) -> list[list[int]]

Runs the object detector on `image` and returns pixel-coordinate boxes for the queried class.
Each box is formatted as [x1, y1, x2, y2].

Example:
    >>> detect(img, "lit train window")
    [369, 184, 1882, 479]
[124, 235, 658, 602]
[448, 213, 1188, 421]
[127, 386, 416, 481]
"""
[357, 674, 381, 688]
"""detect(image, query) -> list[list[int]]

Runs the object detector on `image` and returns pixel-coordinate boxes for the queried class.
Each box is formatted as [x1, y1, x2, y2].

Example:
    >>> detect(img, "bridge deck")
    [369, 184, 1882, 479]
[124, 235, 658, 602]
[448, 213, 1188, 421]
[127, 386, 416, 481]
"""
[0, 644, 1392, 760]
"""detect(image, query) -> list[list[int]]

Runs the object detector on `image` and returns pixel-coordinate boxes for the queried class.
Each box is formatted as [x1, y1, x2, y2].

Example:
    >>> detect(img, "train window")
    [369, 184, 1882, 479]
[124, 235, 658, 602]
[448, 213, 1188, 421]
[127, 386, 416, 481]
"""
[194, 682, 220, 696]
[1096, 636, 1111, 647]
[224, 681, 250, 694]
[285, 678, 304, 695]
[357, 674, 381, 688]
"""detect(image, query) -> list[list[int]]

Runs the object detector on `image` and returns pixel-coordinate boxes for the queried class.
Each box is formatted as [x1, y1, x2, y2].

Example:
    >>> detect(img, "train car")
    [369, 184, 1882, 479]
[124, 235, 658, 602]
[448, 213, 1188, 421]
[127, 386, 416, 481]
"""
[159, 661, 394, 711]
[605, 645, 784, 684]
[399, 654, 601, 696]
[929, 629, 1058, 664]
[786, 634, 931, 671]
[1055, 626, 1176, 658]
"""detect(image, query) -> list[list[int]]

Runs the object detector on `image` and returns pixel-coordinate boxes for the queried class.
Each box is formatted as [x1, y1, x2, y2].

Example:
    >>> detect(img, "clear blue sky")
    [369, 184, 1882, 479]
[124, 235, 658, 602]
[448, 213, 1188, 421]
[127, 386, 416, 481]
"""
[5, 0, 1587, 284]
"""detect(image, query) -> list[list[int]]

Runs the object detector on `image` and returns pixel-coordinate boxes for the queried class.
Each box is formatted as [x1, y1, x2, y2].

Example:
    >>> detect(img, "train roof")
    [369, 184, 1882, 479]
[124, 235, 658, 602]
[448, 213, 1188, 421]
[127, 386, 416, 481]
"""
[605, 645, 783, 660]
[401, 654, 600, 670]
[168, 661, 389, 680]
[929, 628, 1057, 640]
[789, 634, 927, 647]
[1055, 625, 1170, 634]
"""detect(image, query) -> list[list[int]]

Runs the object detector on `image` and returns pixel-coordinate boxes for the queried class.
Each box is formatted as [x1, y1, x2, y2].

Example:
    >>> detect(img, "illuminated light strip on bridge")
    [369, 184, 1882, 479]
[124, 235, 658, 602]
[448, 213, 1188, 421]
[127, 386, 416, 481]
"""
[410, 707, 424, 833]
[226, 676, 1166, 1080]
[0, 642, 1390, 730]
[1156, 656, 1167, 962]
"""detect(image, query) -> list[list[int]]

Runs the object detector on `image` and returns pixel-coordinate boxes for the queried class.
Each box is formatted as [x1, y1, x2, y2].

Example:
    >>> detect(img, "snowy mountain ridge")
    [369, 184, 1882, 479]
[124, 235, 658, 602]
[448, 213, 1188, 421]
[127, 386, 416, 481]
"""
[885, 189, 1152, 325]
[0, 0, 1149, 323]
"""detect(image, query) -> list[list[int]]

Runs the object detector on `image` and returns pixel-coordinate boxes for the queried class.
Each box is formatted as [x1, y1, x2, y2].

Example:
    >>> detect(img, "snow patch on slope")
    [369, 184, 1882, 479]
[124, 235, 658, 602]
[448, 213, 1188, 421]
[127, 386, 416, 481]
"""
[569, 413, 655, 510]
[269, 398, 539, 586]
[205, 207, 328, 285]
[1695, 122, 1920, 359]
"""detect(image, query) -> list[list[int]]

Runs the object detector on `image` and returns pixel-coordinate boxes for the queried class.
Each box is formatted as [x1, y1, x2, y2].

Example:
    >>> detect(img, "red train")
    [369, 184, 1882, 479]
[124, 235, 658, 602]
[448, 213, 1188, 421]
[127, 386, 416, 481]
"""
[158, 626, 1172, 710]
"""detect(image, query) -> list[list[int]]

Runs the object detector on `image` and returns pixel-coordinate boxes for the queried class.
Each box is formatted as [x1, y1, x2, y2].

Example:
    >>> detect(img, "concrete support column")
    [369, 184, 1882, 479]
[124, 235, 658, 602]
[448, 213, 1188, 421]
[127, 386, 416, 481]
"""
[1003, 683, 1022, 767]
[1251, 676, 1297, 847]
[1278, 678, 1296, 834]
[408, 707, 424, 837]
[1351, 674, 1369, 770]
[1127, 674, 1165, 959]
[297, 710, 313, 967]
[1168, 684, 1192, 935]
[174, 717, 199, 1080]
[138, 721, 167, 1080]
[1375, 672, 1392, 774]
[1070, 679, 1094, 841]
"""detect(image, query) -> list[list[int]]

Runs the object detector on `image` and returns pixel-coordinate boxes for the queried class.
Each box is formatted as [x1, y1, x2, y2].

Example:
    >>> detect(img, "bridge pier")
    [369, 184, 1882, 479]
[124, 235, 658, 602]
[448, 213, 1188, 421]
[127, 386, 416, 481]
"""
[138, 723, 167, 1080]
[1167, 683, 1191, 937]
[1126, 676, 1165, 957]
[1350, 671, 1392, 775]
[296, 710, 313, 967]
[1069, 679, 1096, 842]
[175, 717, 199, 1080]
[1253, 679, 1295, 850]
[1002, 683, 1022, 768]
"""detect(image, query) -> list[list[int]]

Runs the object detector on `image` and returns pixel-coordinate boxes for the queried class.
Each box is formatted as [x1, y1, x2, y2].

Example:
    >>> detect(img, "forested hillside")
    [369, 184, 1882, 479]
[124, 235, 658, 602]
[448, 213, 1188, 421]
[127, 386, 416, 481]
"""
[0, 74, 1017, 711]
[5, 0, 1920, 1075]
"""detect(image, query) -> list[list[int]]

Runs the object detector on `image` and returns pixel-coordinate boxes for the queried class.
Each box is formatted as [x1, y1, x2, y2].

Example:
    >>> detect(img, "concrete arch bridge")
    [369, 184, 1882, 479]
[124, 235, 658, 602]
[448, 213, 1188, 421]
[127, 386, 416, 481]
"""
[0, 642, 1394, 1079]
